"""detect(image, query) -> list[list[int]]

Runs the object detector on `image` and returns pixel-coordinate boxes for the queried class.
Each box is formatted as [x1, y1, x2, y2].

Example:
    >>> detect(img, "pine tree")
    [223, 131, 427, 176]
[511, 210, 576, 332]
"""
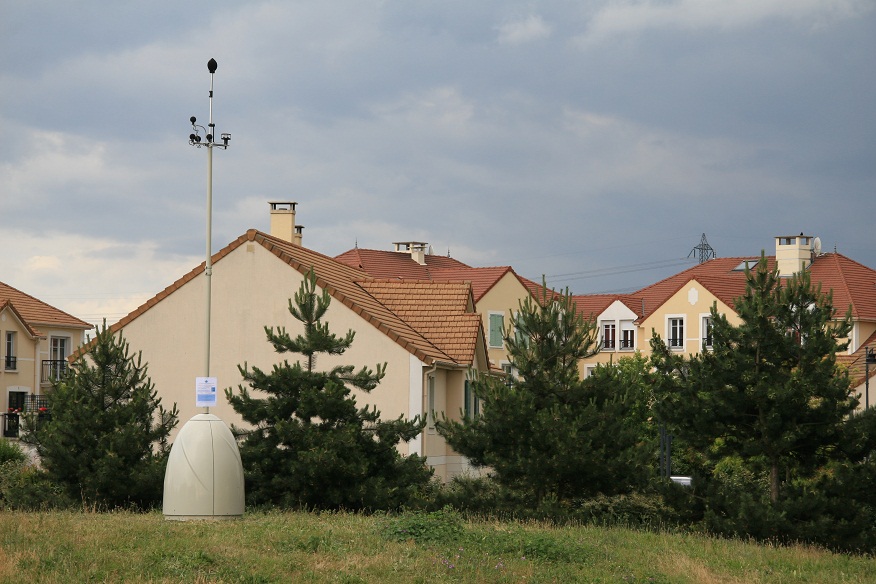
[438, 284, 649, 504]
[225, 269, 431, 510]
[650, 254, 862, 543]
[23, 322, 178, 509]
[654, 255, 855, 501]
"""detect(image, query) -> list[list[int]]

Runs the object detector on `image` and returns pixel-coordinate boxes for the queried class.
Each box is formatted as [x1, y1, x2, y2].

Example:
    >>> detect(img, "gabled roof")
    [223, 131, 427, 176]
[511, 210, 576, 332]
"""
[358, 280, 482, 364]
[334, 247, 538, 304]
[569, 294, 642, 320]
[0, 300, 40, 338]
[0, 281, 91, 332]
[112, 231, 484, 367]
[429, 266, 522, 303]
[809, 253, 876, 320]
[570, 251, 875, 326]
[622, 253, 876, 323]
[334, 247, 471, 280]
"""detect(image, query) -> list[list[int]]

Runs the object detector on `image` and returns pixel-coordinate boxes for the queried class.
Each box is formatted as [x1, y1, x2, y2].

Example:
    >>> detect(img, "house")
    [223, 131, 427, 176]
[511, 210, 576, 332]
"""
[335, 243, 536, 375]
[109, 204, 490, 481]
[0, 282, 91, 438]
[573, 234, 876, 407]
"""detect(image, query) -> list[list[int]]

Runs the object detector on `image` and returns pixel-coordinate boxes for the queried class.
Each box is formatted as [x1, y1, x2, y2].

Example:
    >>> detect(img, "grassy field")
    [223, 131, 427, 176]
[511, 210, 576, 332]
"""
[0, 509, 873, 583]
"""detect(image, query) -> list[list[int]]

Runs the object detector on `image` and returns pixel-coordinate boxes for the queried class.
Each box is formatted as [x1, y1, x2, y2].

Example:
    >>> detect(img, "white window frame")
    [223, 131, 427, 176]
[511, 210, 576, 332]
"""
[700, 314, 713, 349]
[620, 321, 636, 351]
[4, 331, 15, 371]
[601, 321, 616, 351]
[488, 311, 505, 349]
[666, 316, 685, 350]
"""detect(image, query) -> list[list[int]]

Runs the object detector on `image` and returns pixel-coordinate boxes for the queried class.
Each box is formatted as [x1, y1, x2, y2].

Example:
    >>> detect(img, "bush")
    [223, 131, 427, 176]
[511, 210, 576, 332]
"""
[0, 460, 73, 511]
[0, 439, 27, 464]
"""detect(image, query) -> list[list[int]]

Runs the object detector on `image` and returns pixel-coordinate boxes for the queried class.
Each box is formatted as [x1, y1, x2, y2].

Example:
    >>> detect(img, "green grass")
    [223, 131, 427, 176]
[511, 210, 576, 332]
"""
[0, 509, 873, 583]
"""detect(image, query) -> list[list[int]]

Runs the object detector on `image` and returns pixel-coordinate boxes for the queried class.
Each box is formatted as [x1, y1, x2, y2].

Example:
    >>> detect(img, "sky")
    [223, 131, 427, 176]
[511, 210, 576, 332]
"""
[2, 1, 875, 329]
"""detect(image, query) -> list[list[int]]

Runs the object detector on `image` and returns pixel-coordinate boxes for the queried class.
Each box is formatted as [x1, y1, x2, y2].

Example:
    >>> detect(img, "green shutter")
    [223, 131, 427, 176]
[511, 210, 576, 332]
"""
[489, 313, 504, 348]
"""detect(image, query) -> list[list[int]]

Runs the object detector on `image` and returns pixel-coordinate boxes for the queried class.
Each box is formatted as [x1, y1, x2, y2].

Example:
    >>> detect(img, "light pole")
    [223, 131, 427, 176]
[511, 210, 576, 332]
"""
[189, 58, 230, 407]
[866, 346, 876, 411]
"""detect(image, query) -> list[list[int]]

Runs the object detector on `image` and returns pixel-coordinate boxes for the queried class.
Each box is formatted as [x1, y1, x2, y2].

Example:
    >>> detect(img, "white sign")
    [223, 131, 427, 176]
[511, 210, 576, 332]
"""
[196, 377, 218, 407]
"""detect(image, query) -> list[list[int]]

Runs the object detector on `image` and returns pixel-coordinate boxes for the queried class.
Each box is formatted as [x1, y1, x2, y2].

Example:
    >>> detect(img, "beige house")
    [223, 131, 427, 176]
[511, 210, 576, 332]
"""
[573, 234, 876, 407]
[0, 282, 91, 438]
[335, 244, 535, 375]
[110, 206, 490, 481]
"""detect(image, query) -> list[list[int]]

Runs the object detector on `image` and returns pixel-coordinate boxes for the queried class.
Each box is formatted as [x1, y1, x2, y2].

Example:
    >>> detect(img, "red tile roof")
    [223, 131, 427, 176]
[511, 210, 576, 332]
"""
[809, 253, 876, 320]
[838, 330, 876, 389]
[582, 253, 876, 323]
[334, 247, 471, 280]
[0, 300, 40, 338]
[111, 231, 485, 367]
[0, 281, 91, 333]
[358, 280, 482, 364]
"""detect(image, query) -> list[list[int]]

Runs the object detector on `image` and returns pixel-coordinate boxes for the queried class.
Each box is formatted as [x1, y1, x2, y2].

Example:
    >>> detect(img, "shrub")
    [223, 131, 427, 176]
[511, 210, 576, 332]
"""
[0, 460, 73, 510]
[0, 439, 27, 464]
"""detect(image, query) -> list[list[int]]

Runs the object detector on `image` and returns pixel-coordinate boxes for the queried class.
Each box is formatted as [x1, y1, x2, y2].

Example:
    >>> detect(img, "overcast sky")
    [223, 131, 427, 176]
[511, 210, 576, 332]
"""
[2, 1, 874, 328]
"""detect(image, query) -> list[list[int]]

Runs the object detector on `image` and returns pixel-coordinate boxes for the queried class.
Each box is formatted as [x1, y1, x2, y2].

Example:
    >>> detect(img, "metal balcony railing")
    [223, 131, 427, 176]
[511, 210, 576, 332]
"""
[42, 360, 68, 383]
[3, 355, 15, 370]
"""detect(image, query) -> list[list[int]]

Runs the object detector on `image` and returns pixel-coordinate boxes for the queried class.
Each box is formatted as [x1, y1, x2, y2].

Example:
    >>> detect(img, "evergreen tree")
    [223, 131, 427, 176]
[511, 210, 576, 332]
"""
[651, 255, 863, 544]
[23, 322, 178, 509]
[438, 284, 649, 504]
[225, 269, 431, 510]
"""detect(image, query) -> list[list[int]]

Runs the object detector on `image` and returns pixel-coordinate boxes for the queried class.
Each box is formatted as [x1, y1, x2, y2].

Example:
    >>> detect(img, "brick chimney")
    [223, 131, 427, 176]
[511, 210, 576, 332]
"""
[775, 233, 812, 277]
[269, 202, 303, 245]
[393, 241, 428, 265]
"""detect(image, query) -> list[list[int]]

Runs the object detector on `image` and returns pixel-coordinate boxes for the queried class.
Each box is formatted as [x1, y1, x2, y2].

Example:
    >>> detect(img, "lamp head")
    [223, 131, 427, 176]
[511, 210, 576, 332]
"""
[207, 58, 218, 74]
[190, 116, 197, 125]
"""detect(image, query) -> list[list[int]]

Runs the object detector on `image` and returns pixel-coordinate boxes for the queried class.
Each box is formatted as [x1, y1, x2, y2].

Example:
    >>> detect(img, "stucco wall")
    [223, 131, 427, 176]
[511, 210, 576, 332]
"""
[477, 272, 531, 369]
[117, 243, 421, 453]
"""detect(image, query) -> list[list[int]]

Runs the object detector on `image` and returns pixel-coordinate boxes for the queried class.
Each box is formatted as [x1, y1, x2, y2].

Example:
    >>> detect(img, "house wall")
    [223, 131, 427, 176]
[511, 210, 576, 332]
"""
[476, 273, 531, 370]
[117, 243, 422, 456]
[1, 309, 87, 414]
[422, 366, 480, 481]
[638, 282, 738, 357]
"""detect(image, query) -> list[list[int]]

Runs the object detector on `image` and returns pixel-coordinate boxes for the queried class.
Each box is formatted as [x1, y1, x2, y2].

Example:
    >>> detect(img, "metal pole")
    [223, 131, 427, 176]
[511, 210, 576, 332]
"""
[205, 142, 213, 384]
[204, 63, 216, 413]
[866, 348, 871, 411]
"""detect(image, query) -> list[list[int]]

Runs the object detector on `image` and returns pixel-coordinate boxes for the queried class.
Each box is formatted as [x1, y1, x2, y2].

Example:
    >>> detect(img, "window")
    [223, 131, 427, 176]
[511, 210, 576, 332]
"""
[463, 380, 480, 418]
[45, 336, 70, 381]
[620, 321, 636, 350]
[702, 316, 713, 348]
[488, 312, 505, 349]
[602, 322, 616, 350]
[668, 318, 684, 349]
[4, 332, 15, 371]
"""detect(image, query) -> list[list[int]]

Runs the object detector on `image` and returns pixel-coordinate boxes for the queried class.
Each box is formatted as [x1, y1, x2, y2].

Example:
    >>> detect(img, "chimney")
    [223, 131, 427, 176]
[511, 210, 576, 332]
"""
[393, 241, 428, 265]
[775, 233, 812, 277]
[269, 202, 303, 245]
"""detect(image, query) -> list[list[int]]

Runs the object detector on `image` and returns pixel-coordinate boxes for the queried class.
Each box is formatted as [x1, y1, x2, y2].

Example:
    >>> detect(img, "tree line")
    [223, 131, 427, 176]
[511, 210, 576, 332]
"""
[5, 261, 875, 552]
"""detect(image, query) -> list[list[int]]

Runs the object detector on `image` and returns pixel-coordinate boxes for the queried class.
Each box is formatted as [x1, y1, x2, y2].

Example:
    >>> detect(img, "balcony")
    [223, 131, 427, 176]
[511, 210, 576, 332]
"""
[3, 395, 51, 438]
[42, 360, 68, 384]
[3, 355, 15, 371]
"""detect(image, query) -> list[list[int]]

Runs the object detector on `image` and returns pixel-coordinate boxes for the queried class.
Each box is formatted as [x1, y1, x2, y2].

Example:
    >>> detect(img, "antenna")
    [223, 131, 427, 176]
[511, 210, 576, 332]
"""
[688, 233, 716, 264]
[813, 236, 822, 256]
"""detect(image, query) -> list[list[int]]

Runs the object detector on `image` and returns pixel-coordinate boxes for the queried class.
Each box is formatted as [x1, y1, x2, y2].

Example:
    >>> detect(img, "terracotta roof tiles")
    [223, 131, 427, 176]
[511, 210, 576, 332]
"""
[111, 231, 484, 367]
[0, 281, 91, 332]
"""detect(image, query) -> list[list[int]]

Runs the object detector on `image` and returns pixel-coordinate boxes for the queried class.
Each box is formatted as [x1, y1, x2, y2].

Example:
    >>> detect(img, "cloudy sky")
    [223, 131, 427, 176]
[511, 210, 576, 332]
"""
[2, 1, 874, 328]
